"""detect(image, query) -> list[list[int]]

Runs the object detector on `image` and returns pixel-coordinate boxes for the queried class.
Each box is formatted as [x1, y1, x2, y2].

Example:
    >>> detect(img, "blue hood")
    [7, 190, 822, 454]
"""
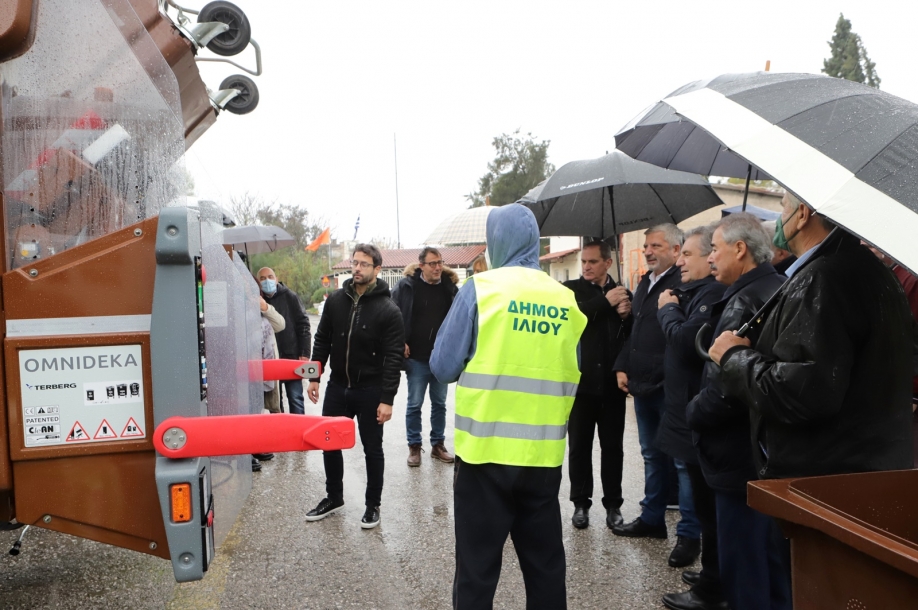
[486, 204, 542, 270]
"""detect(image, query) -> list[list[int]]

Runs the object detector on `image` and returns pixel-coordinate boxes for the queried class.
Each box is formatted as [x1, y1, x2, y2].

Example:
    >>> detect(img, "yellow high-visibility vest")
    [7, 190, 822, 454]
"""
[455, 266, 587, 467]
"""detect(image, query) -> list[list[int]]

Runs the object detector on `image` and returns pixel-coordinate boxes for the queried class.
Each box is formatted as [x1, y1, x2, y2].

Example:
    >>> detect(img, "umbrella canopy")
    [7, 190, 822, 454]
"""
[616, 71, 918, 273]
[222, 225, 295, 254]
[521, 151, 723, 238]
[424, 206, 492, 245]
[616, 92, 770, 180]
[721, 204, 780, 221]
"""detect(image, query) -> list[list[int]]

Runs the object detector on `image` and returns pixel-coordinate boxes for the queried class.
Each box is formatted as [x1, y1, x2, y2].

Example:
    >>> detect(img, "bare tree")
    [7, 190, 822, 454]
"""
[368, 235, 399, 251]
[228, 192, 272, 226]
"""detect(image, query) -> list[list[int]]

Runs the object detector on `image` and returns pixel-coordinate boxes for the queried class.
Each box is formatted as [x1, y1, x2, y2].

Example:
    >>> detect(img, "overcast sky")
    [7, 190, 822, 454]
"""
[187, 0, 915, 248]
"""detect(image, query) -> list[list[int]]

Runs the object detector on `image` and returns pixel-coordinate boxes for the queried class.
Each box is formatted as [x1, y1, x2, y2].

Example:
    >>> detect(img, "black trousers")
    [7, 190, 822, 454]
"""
[453, 458, 566, 610]
[567, 392, 626, 509]
[685, 462, 724, 603]
[321, 381, 384, 508]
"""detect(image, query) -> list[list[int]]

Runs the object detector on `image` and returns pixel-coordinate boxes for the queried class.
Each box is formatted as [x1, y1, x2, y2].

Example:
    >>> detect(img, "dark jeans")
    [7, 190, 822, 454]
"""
[567, 392, 625, 510]
[715, 490, 792, 610]
[282, 379, 305, 414]
[685, 462, 724, 603]
[321, 381, 385, 508]
[453, 458, 566, 610]
[634, 389, 699, 538]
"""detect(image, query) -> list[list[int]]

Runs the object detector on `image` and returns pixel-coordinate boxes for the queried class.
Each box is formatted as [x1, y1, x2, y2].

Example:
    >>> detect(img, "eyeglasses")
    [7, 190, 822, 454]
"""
[350, 260, 376, 269]
[422, 260, 444, 267]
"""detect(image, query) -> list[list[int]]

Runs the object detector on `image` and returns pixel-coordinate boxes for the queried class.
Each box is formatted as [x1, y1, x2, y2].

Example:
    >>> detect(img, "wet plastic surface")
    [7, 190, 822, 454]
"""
[0, 0, 185, 270]
[749, 469, 918, 609]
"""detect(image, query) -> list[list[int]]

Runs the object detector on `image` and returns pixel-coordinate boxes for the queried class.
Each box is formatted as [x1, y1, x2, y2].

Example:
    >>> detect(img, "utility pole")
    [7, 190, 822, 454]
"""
[394, 133, 401, 249]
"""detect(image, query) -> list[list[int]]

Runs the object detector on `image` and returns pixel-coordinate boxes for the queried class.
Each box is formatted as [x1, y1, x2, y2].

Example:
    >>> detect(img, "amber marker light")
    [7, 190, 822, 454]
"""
[170, 483, 192, 523]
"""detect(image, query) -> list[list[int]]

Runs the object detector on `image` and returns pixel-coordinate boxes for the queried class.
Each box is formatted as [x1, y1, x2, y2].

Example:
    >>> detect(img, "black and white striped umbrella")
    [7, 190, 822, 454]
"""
[615, 72, 918, 273]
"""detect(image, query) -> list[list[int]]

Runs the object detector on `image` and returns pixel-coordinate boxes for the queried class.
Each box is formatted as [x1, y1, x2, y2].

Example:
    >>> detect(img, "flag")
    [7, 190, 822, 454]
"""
[353, 215, 360, 240]
[305, 227, 331, 252]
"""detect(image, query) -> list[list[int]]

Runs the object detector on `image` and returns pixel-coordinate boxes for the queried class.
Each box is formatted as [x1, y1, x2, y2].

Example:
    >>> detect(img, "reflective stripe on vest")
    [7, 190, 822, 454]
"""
[458, 371, 578, 398]
[455, 414, 568, 441]
[454, 266, 587, 467]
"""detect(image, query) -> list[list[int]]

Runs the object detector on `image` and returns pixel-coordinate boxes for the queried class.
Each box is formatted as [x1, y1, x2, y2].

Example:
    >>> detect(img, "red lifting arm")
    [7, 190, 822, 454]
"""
[253, 359, 323, 381]
[153, 414, 354, 458]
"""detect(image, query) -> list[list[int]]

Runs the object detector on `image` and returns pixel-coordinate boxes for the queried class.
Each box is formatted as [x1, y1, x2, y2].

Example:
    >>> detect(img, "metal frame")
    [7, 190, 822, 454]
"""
[159, 0, 263, 77]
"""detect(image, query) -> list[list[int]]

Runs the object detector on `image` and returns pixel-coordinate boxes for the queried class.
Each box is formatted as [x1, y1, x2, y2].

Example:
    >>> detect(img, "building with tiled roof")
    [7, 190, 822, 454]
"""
[331, 245, 486, 288]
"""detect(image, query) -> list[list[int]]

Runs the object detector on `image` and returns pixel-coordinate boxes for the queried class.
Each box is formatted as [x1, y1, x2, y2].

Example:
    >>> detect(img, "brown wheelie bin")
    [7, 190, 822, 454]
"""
[748, 470, 918, 609]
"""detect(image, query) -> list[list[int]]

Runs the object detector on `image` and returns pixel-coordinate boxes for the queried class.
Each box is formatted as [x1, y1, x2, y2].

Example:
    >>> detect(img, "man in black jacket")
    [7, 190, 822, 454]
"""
[257, 267, 312, 414]
[686, 214, 788, 610]
[713, 195, 913, 484]
[563, 241, 632, 531]
[391, 247, 459, 466]
[656, 225, 727, 610]
[613, 225, 701, 564]
[304, 244, 405, 529]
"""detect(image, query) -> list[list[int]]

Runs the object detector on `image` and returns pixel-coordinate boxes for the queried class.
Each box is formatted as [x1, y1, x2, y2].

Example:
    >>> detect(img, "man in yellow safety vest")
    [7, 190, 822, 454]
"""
[431, 203, 587, 609]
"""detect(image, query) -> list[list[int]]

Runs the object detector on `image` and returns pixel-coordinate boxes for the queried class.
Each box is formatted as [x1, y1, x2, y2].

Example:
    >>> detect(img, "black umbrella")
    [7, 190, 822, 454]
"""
[521, 150, 723, 238]
[615, 72, 918, 274]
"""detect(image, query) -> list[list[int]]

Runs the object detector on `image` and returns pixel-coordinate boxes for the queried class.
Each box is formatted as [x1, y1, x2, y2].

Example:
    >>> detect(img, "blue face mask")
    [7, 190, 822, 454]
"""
[260, 279, 277, 294]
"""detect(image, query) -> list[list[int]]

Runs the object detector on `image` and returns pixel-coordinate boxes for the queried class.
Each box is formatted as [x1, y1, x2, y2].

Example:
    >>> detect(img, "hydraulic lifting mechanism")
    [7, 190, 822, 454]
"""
[0, 0, 354, 582]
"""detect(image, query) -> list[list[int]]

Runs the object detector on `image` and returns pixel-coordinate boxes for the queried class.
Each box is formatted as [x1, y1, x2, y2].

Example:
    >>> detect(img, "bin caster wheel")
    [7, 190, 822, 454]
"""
[219, 74, 259, 115]
[198, 1, 251, 57]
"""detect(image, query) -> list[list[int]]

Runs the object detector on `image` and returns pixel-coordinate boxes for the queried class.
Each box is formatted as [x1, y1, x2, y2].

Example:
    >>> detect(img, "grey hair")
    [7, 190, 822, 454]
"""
[683, 224, 715, 256]
[783, 191, 836, 231]
[716, 213, 773, 265]
[644, 223, 684, 247]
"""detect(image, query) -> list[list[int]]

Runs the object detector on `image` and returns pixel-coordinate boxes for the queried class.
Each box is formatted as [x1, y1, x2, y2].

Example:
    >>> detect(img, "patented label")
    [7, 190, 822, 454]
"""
[19, 345, 146, 448]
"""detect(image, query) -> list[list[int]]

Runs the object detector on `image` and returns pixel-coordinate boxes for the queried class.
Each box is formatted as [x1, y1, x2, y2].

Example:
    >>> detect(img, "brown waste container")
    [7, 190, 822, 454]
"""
[748, 469, 918, 609]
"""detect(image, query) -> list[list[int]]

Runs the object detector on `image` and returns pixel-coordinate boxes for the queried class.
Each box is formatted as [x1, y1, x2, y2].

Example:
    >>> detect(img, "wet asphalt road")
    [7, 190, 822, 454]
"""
[1, 337, 693, 609]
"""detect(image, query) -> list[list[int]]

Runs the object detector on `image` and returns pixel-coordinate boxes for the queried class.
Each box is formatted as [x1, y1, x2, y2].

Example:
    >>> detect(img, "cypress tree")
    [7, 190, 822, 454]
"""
[822, 13, 880, 89]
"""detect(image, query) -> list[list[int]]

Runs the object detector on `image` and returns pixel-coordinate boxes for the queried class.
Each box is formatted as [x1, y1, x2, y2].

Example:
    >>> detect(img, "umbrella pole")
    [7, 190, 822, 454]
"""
[607, 186, 623, 284]
[741, 164, 752, 211]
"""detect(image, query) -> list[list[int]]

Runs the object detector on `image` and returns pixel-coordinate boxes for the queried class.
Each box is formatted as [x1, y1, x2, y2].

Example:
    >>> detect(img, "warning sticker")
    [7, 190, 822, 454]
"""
[19, 345, 146, 448]
[66, 421, 89, 442]
[121, 417, 144, 438]
[94, 419, 117, 440]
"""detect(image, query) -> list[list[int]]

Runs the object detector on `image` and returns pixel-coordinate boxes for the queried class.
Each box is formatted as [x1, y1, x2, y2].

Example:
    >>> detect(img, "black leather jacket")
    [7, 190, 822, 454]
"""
[686, 264, 784, 493]
[722, 231, 914, 480]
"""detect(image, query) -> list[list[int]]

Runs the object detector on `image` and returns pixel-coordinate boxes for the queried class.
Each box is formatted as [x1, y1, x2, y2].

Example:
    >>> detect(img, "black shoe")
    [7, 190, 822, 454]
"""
[606, 507, 623, 529]
[360, 506, 380, 529]
[252, 453, 274, 461]
[251, 457, 262, 472]
[681, 570, 702, 587]
[305, 497, 344, 521]
[572, 506, 589, 529]
[669, 535, 701, 567]
[662, 590, 728, 610]
[611, 517, 667, 539]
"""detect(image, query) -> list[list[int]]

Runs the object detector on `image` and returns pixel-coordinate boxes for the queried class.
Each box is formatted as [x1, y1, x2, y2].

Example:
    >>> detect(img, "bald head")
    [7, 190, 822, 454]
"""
[257, 267, 277, 295]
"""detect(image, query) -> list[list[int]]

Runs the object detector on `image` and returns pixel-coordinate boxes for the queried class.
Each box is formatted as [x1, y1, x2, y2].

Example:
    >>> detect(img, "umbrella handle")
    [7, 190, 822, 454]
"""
[695, 323, 714, 363]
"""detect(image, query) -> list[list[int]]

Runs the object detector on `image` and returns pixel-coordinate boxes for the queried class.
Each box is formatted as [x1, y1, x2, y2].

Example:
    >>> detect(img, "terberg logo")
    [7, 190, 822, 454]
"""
[22, 353, 139, 373]
[25, 382, 77, 391]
